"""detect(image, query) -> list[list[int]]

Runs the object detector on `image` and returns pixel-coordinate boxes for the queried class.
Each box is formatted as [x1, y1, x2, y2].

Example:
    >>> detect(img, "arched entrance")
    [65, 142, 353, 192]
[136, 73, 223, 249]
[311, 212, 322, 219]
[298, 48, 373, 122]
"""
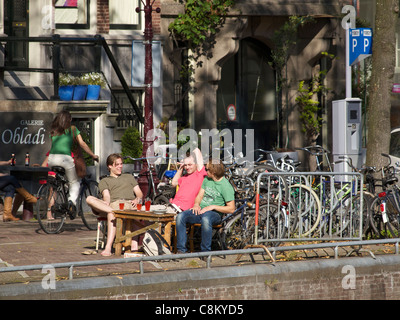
[216, 38, 277, 152]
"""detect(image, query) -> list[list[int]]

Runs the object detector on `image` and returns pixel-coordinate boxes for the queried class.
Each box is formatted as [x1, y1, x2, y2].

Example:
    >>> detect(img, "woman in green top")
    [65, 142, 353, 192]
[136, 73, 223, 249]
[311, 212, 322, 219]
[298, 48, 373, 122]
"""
[48, 111, 98, 209]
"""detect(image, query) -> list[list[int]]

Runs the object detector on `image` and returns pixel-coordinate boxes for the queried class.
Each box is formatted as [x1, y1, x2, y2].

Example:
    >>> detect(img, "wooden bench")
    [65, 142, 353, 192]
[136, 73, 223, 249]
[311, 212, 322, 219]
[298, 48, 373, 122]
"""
[171, 221, 222, 253]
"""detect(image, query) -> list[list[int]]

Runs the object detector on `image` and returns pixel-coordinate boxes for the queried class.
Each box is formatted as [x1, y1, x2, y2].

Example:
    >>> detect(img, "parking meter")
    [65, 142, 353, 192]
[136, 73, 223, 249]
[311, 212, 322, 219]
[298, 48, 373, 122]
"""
[332, 98, 363, 174]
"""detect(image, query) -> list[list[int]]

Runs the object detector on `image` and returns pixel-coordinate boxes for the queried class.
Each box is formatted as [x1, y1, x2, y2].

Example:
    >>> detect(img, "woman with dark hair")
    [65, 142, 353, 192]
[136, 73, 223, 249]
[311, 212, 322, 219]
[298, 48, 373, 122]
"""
[175, 160, 235, 253]
[48, 110, 98, 211]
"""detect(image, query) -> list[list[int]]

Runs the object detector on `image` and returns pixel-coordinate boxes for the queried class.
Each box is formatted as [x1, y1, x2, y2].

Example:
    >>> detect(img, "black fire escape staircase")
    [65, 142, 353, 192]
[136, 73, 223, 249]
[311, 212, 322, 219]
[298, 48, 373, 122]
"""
[0, 34, 144, 125]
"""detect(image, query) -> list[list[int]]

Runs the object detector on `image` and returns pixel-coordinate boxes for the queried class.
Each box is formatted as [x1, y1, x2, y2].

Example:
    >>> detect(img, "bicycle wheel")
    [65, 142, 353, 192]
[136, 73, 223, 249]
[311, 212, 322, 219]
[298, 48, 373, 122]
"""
[79, 179, 100, 230]
[288, 184, 321, 237]
[369, 195, 400, 238]
[256, 203, 288, 246]
[334, 191, 372, 239]
[220, 212, 254, 250]
[361, 192, 375, 239]
[253, 165, 288, 203]
[153, 194, 170, 205]
[36, 183, 66, 234]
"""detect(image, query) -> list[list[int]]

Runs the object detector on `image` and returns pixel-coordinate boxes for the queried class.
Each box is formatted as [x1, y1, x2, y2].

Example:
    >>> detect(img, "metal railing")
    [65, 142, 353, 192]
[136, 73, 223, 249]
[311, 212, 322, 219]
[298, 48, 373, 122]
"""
[1, 238, 400, 281]
[255, 172, 364, 244]
[0, 34, 143, 123]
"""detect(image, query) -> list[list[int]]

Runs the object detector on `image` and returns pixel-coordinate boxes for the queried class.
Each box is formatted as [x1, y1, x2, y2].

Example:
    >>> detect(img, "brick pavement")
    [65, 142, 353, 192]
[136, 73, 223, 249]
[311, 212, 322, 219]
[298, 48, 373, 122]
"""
[0, 218, 162, 284]
[0, 215, 398, 287]
[0, 217, 243, 285]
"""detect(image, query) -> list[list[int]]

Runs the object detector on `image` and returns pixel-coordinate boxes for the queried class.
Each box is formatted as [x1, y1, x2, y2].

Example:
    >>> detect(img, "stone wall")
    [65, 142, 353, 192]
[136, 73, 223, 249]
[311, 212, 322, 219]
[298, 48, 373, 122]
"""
[2, 254, 400, 300]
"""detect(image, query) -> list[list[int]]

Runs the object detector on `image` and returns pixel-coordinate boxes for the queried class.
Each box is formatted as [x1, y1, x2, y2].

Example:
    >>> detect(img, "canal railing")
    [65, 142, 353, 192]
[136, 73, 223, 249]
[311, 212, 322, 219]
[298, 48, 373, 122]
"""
[1, 239, 400, 281]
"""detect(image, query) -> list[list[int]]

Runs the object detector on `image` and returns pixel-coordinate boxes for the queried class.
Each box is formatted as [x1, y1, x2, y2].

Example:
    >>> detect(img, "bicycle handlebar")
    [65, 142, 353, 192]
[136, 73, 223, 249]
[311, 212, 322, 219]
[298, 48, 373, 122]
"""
[295, 145, 330, 155]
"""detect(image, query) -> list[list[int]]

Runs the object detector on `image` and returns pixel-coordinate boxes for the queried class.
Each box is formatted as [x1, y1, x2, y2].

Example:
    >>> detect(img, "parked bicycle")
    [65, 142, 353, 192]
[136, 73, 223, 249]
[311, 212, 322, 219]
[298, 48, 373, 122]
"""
[368, 153, 400, 238]
[36, 166, 100, 234]
[123, 156, 175, 204]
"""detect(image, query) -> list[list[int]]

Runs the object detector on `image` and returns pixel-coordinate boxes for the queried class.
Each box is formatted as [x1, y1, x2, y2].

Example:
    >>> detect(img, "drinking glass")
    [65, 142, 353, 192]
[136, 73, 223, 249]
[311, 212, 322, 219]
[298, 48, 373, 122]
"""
[136, 199, 142, 210]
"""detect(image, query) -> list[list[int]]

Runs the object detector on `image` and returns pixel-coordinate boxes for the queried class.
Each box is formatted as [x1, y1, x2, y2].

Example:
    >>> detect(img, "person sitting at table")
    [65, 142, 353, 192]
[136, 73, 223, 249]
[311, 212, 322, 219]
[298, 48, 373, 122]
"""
[169, 147, 207, 212]
[175, 160, 235, 253]
[48, 110, 99, 214]
[86, 153, 143, 257]
[0, 159, 38, 222]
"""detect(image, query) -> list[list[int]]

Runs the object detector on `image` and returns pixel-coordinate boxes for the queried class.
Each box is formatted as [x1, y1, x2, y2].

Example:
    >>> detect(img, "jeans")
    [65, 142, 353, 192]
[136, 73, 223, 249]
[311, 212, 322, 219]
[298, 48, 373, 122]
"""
[176, 209, 221, 252]
[0, 175, 22, 197]
[48, 154, 80, 205]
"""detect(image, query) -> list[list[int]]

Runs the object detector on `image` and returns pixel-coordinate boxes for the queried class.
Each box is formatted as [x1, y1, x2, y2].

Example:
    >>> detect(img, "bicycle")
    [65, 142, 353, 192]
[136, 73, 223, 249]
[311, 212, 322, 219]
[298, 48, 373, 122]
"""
[216, 191, 292, 250]
[123, 156, 175, 204]
[36, 166, 100, 234]
[368, 153, 400, 238]
[295, 145, 333, 172]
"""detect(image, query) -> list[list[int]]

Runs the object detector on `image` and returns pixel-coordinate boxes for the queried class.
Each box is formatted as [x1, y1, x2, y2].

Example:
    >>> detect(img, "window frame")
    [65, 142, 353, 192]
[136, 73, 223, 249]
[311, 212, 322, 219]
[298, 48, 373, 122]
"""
[55, 0, 90, 30]
[109, 0, 142, 30]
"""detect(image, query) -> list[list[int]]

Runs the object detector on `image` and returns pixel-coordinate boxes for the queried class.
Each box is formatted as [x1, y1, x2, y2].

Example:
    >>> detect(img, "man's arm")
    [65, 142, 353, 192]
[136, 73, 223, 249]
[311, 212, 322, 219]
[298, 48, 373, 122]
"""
[171, 164, 183, 187]
[131, 185, 144, 205]
[193, 148, 204, 171]
[102, 189, 111, 206]
[191, 188, 205, 215]
[200, 200, 235, 215]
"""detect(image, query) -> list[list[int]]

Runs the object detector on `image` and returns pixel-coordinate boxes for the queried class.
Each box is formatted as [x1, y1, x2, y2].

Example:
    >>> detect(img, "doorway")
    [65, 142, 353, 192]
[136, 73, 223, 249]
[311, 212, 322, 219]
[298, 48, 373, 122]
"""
[217, 38, 277, 151]
[4, 0, 29, 67]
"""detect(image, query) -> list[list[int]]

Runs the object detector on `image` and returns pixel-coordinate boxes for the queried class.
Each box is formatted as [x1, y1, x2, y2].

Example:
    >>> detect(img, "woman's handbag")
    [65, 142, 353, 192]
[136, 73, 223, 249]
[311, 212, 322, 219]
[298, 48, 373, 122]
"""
[72, 126, 87, 178]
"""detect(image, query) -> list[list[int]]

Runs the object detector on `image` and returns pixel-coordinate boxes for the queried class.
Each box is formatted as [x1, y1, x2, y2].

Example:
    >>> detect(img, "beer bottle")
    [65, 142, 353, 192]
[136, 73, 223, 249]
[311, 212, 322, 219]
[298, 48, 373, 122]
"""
[25, 152, 30, 166]
[10, 154, 15, 166]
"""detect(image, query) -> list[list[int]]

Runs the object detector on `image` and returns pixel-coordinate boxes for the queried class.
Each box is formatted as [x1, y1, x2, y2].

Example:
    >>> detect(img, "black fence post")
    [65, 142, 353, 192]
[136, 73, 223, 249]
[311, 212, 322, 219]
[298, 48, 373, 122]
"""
[51, 34, 61, 100]
[94, 34, 102, 73]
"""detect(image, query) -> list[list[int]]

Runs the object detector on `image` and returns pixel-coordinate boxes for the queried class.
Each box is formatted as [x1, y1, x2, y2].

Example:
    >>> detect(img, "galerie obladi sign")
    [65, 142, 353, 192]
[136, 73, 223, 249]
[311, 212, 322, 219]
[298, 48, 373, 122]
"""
[0, 112, 53, 165]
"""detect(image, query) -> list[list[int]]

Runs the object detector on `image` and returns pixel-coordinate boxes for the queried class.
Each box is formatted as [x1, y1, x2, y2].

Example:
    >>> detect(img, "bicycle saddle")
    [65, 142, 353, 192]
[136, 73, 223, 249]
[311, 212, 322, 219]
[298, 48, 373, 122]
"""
[383, 175, 398, 186]
[51, 166, 66, 175]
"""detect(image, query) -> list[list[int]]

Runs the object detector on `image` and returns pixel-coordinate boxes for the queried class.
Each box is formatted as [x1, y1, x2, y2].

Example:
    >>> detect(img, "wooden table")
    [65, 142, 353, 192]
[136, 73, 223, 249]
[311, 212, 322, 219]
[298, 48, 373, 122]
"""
[9, 165, 49, 194]
[113, 210, 175, 256]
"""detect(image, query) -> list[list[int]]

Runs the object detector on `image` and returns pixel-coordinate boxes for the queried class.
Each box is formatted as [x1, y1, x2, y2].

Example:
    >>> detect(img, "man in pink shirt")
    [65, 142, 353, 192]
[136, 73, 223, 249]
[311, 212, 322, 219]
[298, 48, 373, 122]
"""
[170, 148, 207, 211]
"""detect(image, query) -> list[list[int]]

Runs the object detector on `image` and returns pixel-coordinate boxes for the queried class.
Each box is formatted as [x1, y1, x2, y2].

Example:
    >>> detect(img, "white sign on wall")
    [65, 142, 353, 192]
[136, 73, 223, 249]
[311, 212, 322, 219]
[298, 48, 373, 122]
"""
[131, 40, 161, 87]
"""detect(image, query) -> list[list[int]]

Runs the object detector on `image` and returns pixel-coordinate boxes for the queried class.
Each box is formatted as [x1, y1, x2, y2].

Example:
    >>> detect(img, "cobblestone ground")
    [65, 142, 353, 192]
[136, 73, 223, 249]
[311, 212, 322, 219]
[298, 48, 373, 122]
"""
[0, 216, 397, 285]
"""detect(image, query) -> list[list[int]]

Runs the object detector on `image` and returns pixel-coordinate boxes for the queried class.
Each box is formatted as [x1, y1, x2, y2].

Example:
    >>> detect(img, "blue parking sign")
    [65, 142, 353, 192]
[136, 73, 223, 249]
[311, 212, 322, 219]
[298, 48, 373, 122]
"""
[349, 28, 372, 65]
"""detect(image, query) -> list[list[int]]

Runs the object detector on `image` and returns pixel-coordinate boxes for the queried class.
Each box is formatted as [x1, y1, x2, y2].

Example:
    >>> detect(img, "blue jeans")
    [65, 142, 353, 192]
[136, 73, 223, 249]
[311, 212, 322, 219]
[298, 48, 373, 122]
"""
[176, 209, 222, 252]
[0, 175, 22, 197]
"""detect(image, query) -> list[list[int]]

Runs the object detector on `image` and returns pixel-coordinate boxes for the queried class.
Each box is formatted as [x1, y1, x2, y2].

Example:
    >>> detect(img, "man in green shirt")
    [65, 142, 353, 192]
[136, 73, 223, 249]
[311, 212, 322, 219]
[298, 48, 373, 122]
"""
[86, 153, 143, 256]
[176, 160, 235, 253]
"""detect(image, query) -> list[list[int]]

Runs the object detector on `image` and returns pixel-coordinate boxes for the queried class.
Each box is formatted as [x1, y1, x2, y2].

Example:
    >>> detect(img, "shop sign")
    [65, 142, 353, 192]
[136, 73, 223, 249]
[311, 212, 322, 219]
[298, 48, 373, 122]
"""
[227, 104, 236, 121]
[0, 112, 53, 166]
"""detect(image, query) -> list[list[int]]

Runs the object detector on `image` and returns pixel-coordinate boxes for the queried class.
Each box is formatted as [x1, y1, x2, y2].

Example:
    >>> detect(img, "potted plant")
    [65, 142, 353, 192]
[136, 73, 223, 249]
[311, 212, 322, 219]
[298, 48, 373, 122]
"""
[72, 74, 88, 100]
[81, 72, 106, 100]
[58, 73, 76, 101]
[121, 127, 143, 171]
